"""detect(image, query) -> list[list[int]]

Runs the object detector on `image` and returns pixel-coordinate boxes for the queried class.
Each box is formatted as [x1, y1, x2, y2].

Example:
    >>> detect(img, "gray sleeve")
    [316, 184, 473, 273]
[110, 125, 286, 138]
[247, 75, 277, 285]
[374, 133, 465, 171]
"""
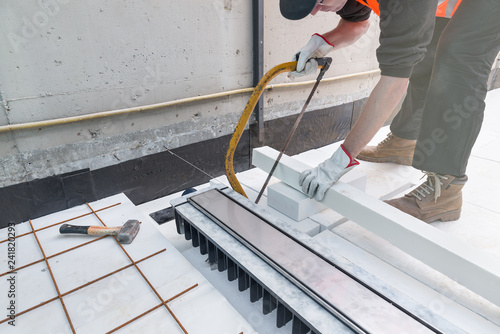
[377, 0, 438, 78]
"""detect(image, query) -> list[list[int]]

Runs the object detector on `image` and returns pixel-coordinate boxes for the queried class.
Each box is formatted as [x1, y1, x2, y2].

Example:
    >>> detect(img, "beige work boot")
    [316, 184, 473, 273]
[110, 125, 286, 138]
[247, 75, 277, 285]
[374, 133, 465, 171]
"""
[385, 172, 467, 223]
[357, 133, 416, 165]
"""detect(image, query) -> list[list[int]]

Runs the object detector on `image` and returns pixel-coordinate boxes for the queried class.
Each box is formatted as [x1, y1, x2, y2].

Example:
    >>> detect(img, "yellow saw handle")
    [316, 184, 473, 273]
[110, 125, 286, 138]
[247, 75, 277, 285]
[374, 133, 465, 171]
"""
[225, 60, 328, 198]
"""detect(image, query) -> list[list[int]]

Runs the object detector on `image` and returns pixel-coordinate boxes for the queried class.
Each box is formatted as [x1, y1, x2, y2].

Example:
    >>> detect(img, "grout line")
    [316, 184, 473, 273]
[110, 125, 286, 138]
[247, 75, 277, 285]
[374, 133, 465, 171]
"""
[106, 303, 164, 333]
[87, 203, 195, 334]
[0, 202, 121, 244]
[0, 258, 44, 278]
[28, 219, 76, 334]
[61, 249, 167, 296]
[0, 296, 60, 325]
[462, 200, 500, 216]
[106, 284, 198, 334]
[0, 249, 167, 325]
[470, 154, 500, 164]
[0, 236, 109, 278]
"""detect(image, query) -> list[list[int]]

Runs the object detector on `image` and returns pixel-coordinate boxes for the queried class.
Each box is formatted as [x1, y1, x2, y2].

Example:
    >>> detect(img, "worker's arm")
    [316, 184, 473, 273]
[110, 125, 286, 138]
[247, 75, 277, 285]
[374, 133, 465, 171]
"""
[322, 18, 370, 50]
[300, 75, 408, 201]
[343, 76, 409, 157]
[292, 19, 370, 76]
[299, 0, 437, 201]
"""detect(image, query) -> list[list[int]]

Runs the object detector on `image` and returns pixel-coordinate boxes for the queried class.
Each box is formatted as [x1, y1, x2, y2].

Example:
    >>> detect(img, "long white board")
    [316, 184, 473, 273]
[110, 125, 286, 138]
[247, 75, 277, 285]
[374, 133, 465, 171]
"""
[252, 146, 500, 308]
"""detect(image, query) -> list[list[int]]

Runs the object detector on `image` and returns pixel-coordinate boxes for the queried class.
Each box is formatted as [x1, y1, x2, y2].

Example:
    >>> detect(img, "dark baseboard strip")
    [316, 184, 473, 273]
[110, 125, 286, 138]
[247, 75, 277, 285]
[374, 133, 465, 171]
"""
[1, 131, 250, 227]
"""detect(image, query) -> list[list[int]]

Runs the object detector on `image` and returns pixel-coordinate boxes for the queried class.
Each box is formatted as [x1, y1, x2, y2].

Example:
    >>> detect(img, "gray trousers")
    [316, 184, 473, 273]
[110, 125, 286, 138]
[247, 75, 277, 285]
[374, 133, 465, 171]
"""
[389, 0, 500, 177]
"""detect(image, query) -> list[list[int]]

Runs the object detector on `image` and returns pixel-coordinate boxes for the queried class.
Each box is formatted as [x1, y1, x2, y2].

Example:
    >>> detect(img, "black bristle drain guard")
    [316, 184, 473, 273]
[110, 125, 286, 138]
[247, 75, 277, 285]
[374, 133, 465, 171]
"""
[174, 209, 319, 334]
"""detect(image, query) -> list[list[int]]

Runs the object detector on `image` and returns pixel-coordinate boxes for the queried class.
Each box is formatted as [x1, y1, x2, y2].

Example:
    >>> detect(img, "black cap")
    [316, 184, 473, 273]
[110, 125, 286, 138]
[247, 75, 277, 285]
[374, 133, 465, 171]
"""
[280, 0, 317, 20]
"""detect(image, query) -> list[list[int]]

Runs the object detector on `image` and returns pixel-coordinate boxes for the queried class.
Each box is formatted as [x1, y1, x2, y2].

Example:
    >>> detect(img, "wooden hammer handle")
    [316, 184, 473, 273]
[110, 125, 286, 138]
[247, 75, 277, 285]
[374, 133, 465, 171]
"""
[59, 224, 120, 236]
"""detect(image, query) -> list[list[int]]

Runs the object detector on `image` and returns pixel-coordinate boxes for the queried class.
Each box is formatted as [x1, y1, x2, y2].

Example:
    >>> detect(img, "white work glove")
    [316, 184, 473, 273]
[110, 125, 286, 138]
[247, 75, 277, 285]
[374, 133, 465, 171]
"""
[299, 144, 359, 201]
[290, 33, 334, 77]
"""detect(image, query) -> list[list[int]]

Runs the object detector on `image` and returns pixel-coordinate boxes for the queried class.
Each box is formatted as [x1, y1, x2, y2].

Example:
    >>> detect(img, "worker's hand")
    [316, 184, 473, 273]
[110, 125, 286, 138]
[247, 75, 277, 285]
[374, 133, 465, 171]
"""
[299, 144, 359, 201]
[290, 33, 334, 77]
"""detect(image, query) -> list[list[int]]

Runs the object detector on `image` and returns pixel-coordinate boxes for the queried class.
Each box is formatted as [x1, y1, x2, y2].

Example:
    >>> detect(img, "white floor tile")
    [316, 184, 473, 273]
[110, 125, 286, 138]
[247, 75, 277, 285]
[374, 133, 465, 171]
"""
[0, 194, 257, 334]
[463, 156, 500, 214]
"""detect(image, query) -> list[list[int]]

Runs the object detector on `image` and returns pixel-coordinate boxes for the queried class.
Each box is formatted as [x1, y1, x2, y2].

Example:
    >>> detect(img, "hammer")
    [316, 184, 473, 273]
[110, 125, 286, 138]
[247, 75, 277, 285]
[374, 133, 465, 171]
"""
[59, 220, 140, 244]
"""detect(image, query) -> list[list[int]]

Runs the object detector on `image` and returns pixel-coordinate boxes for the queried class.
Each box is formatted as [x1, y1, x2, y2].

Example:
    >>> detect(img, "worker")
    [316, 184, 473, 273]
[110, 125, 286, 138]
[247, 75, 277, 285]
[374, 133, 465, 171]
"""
[280, 0, 500, 223]
[357, 1, 456, 167]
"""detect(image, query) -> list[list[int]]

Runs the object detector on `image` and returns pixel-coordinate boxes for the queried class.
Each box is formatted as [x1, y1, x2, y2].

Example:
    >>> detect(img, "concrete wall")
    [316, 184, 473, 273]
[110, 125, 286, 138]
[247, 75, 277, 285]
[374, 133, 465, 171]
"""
[0, 0, 381, 189]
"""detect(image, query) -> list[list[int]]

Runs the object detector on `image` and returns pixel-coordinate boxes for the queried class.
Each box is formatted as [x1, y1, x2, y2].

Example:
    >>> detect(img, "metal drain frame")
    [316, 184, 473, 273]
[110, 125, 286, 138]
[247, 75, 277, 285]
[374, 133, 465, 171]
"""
[173, 202, 324, 334]
[172, 186, 443, 334]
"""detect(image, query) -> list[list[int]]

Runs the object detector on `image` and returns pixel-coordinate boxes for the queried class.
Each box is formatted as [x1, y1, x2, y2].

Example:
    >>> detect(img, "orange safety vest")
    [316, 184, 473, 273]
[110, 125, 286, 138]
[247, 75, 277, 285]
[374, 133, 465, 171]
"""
[356, 0, 380, 15]
[356, 0, 462, 18]
[435, 0, 462, 17]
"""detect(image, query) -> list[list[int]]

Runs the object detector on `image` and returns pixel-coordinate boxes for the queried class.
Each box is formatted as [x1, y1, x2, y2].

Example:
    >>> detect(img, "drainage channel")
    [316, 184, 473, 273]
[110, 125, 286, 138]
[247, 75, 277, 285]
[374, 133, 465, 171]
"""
[173, 188, 442, 334]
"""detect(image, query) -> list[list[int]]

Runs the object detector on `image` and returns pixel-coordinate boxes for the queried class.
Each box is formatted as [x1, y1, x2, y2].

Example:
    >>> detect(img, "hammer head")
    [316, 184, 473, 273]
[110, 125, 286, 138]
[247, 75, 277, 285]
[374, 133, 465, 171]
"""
[117, 220, 141, 244]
